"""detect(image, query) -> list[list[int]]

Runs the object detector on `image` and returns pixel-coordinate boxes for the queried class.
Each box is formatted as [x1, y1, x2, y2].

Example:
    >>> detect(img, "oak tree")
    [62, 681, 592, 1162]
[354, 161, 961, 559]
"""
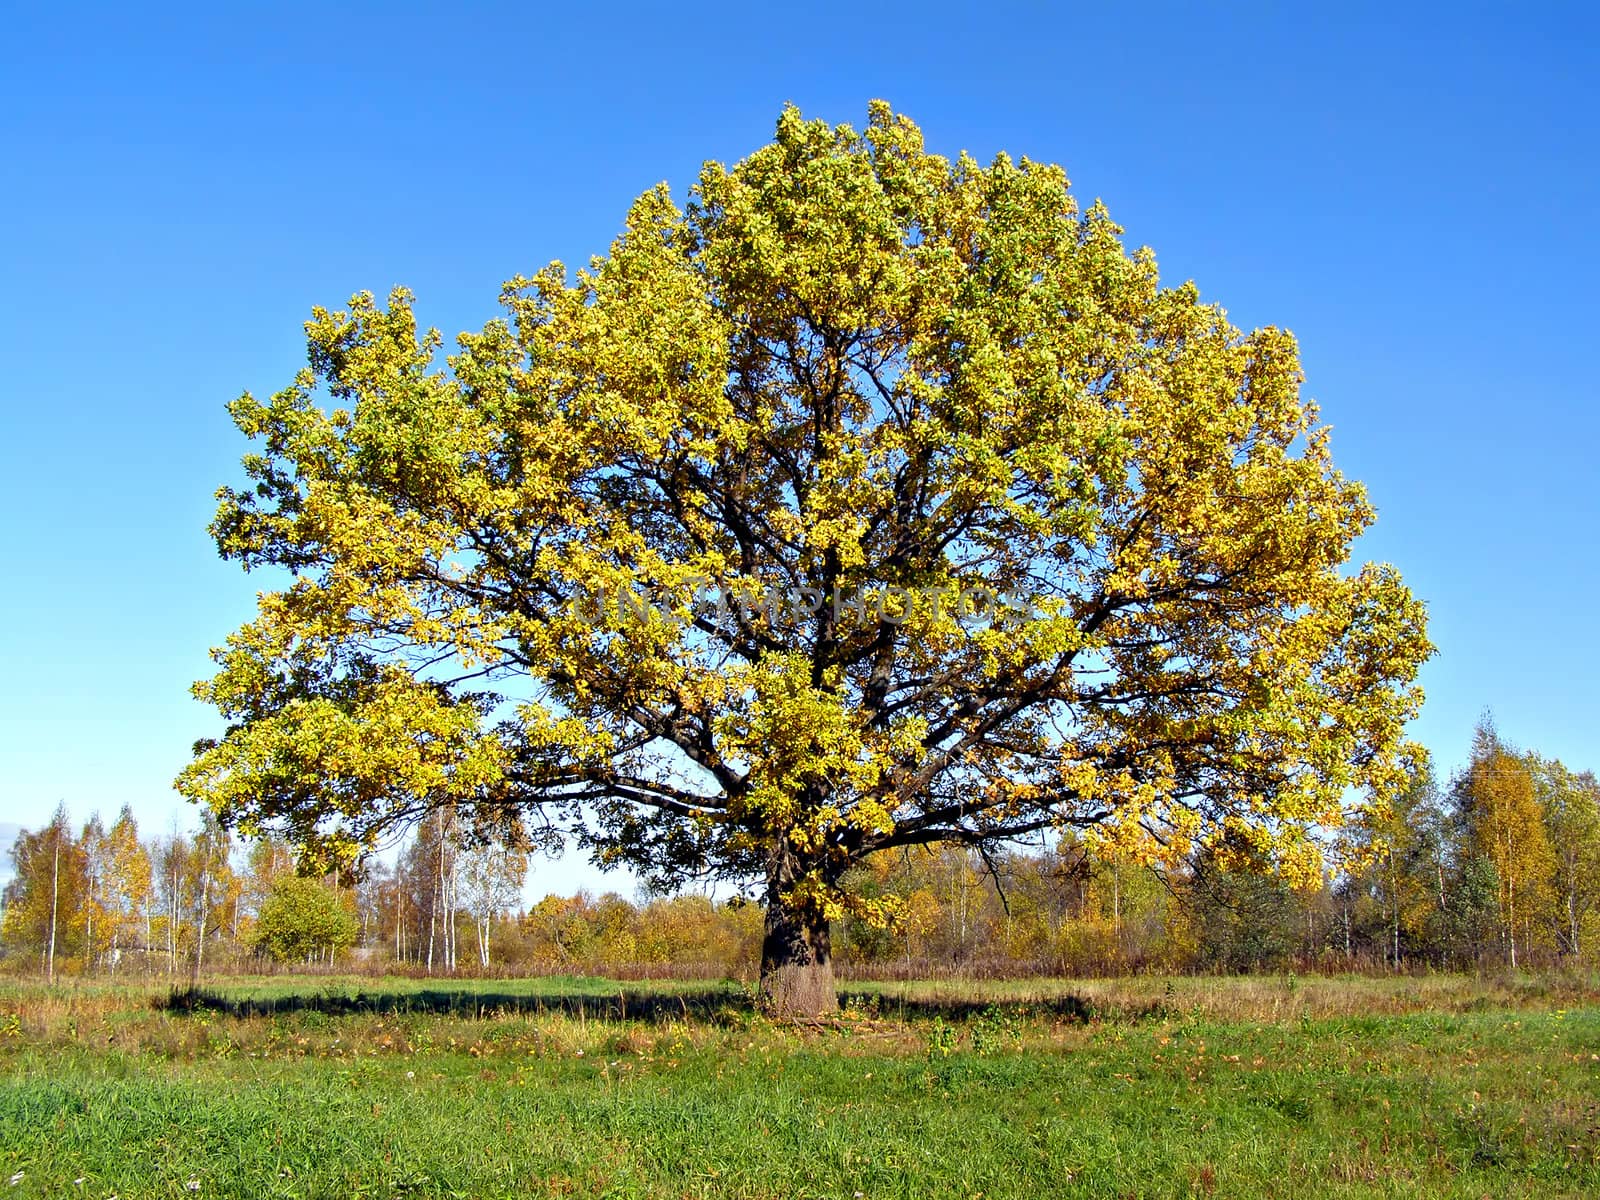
[179, 103, 1430, 1014]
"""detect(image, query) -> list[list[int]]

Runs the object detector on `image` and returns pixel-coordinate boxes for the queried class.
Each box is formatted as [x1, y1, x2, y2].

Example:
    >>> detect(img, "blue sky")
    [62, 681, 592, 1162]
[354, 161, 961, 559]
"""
[1, 3, 1595, 894]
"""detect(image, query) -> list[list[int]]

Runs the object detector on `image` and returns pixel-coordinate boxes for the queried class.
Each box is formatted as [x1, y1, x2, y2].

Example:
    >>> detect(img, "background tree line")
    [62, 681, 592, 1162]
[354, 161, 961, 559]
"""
[5, 719, 1595, 980]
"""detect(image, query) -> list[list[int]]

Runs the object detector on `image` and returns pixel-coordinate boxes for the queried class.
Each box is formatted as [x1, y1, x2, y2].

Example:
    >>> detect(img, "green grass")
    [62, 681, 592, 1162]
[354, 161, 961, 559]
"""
[1, 974, 1597, 1198]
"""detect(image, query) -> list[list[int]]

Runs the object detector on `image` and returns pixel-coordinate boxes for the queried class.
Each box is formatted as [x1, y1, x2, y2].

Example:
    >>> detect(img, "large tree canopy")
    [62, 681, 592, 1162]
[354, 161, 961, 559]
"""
[178, 103, 1431, 1013]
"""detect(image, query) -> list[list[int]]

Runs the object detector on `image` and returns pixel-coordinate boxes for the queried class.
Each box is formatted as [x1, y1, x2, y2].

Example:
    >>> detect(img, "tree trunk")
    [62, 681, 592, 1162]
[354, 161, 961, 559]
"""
[1391, 851, 1401, 971]
[426, 883, 436, 974]
[168, 861, 179, 978]
[758, 895, 837, 1017]
[46, 838, 59, 985]
[755, 839, 838, 1018]
[191, 870, 210, 989]
[1506, 853, 1517, 970]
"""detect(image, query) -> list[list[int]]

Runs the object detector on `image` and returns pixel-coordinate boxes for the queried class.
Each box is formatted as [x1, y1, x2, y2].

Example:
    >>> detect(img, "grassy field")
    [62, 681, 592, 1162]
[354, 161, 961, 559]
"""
[1, 973, 1596, 1198]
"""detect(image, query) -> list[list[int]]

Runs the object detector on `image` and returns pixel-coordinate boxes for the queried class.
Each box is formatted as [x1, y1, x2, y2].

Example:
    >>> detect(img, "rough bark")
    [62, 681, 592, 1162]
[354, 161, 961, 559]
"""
[757, 842, 838, 1017]
[758, 895, 838, 1018]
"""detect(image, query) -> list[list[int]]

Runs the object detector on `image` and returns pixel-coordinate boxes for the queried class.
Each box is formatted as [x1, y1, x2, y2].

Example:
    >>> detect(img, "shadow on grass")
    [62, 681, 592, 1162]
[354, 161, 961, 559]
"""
[160, 985, 747, 1024]
[160, 983, 1142, 1025]
[837, 991, 1156, 1023]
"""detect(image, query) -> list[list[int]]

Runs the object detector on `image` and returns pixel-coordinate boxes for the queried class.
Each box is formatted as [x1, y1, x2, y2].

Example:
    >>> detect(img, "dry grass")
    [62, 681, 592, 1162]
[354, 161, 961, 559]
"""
[858, 968, 1600, 1021]
[0, 969, 1593, 1065]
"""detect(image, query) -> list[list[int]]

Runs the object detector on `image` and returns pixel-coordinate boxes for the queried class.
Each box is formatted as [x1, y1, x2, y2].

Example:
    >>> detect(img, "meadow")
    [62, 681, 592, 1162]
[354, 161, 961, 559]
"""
[1, 972, 1596, 1199]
